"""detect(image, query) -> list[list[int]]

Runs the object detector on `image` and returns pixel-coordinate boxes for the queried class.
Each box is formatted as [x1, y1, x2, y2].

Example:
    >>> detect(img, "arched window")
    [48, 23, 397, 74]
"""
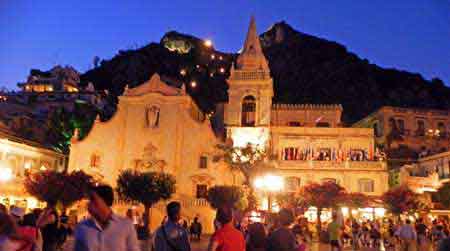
[241, 96, 256, 126]
[358, 178, 374, 193]
[388, 118, 397, 131]
[285, 177, 301, 192]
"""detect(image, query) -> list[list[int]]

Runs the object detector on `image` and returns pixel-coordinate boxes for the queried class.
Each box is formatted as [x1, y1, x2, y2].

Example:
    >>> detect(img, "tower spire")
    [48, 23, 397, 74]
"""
[236, 16, 269, 71]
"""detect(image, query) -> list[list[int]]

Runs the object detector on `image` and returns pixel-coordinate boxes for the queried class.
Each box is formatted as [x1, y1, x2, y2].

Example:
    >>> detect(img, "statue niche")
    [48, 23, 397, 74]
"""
[146, 106, 160, 128]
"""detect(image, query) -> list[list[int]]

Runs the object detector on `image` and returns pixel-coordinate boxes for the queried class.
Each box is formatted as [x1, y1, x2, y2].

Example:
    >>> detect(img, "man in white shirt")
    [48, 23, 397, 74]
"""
[395, 219, 417, 251]
[74, 185, 140, 251]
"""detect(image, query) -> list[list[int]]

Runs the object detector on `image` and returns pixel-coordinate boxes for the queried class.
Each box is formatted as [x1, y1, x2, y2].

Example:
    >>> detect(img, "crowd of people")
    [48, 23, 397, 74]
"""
[1, 186, 450, 251]
[0, 201, 71, 251]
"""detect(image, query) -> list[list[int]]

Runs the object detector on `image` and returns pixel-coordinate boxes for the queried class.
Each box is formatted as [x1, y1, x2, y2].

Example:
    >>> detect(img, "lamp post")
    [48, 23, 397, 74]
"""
[0, 166, 13, 182]
[253, 174, 284, 213]
[426, 129, 441, 153]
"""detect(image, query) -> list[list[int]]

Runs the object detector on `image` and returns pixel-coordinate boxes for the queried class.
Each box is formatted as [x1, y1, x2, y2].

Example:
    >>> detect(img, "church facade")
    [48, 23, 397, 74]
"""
[68, 74, 240, 232]
[69, 17, 389, 229]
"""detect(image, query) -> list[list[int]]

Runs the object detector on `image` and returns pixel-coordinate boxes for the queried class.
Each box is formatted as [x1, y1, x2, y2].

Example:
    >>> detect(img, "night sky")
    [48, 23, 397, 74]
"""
[1, 1, 449, 89]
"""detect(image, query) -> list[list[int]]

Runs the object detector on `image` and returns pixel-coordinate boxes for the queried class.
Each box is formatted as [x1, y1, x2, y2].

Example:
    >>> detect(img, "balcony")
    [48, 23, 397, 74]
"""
[276, 160, 387, 171]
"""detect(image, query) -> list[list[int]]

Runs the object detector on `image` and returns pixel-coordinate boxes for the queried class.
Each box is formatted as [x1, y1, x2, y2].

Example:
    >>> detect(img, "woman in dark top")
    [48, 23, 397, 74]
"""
[37, 207, 59, 251]
[246, 222, 267, 251]
[267, 209, 297, 251]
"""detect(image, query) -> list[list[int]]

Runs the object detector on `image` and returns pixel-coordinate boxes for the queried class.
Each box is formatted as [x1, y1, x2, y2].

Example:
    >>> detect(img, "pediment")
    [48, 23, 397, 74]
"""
[123, 73, 185, 97]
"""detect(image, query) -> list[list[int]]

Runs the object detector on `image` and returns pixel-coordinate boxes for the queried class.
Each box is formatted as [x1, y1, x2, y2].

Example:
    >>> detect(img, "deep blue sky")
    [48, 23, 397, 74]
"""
[1, 1, 449, 89]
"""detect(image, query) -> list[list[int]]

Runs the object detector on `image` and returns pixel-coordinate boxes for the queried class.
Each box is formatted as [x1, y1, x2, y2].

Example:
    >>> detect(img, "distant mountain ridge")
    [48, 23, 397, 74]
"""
[81, 21, 449, 124]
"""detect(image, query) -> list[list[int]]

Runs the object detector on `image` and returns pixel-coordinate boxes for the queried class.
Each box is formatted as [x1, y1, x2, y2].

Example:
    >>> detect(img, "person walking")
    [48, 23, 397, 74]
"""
[327, 214, 342, 251]
[415, 218, 429, 251]
[246, 222, 267, 251]
[18, 213, 42, 251]
[189, 217, 202, 241]
[36, 206, 59, 251]
[0, 212, 35, 251]
[154, 201, 191, 251]
[395, 219, 417, 251]
[208, 206, 245, 251]
[437, 236, 450, 251]
[351, 219, 361, 250]
[267, 208, 297, 251]
[73, 184, 140, 251]
[432, 225, 446, 250]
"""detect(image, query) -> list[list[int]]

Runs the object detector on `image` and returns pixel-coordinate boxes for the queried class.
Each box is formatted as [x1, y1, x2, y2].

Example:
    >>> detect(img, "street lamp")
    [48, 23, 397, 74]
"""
[253, 174, 284, 212]
[0, 167, 13, 182]
[426, 129, 441, 153]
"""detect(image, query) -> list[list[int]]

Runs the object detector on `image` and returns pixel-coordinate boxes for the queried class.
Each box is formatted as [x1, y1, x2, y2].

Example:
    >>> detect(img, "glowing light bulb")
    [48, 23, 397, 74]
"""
[219, 68, 225, 73]
[180, 69, 186, 76]
[190, 81, 197, 88]
[204, 40, 212, 47]
[219, 56, 223, 60]
[24, 162, 31, 170]
[211, 54, 215, 60]
[0, 167, 13, 182]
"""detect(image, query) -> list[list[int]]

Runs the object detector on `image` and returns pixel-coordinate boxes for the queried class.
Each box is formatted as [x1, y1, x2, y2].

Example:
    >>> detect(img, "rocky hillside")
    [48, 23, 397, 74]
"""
[81, 22, 449, 124]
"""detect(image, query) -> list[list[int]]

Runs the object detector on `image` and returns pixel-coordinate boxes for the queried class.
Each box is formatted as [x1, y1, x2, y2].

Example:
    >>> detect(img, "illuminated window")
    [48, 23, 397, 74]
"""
[90, 154, 101, 168]
[241, 96, 256, 127]
[199, 156, 208, 169]
[196, 184, 208, 199]
[359, 179, 374, 193]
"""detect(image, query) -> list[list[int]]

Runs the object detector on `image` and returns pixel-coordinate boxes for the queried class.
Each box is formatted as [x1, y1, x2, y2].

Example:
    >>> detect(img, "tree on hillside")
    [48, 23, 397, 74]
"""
[116, 170, 176, 236]
[381, 185, 423, 217]
[432, 182, 450, 209]
[300, 181, 347, 232]
[24, 170, 93, 209]
[47, 103, 98, 153]
[206, 185, 248, 211]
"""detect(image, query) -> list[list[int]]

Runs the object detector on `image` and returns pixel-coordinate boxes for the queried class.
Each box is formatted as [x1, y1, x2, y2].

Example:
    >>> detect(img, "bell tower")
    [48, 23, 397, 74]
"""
[224, 16, 273, 128]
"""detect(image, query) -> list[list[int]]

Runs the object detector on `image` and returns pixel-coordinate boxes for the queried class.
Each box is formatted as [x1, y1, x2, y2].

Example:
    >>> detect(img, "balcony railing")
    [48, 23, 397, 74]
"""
[277, 160, 386, 170]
